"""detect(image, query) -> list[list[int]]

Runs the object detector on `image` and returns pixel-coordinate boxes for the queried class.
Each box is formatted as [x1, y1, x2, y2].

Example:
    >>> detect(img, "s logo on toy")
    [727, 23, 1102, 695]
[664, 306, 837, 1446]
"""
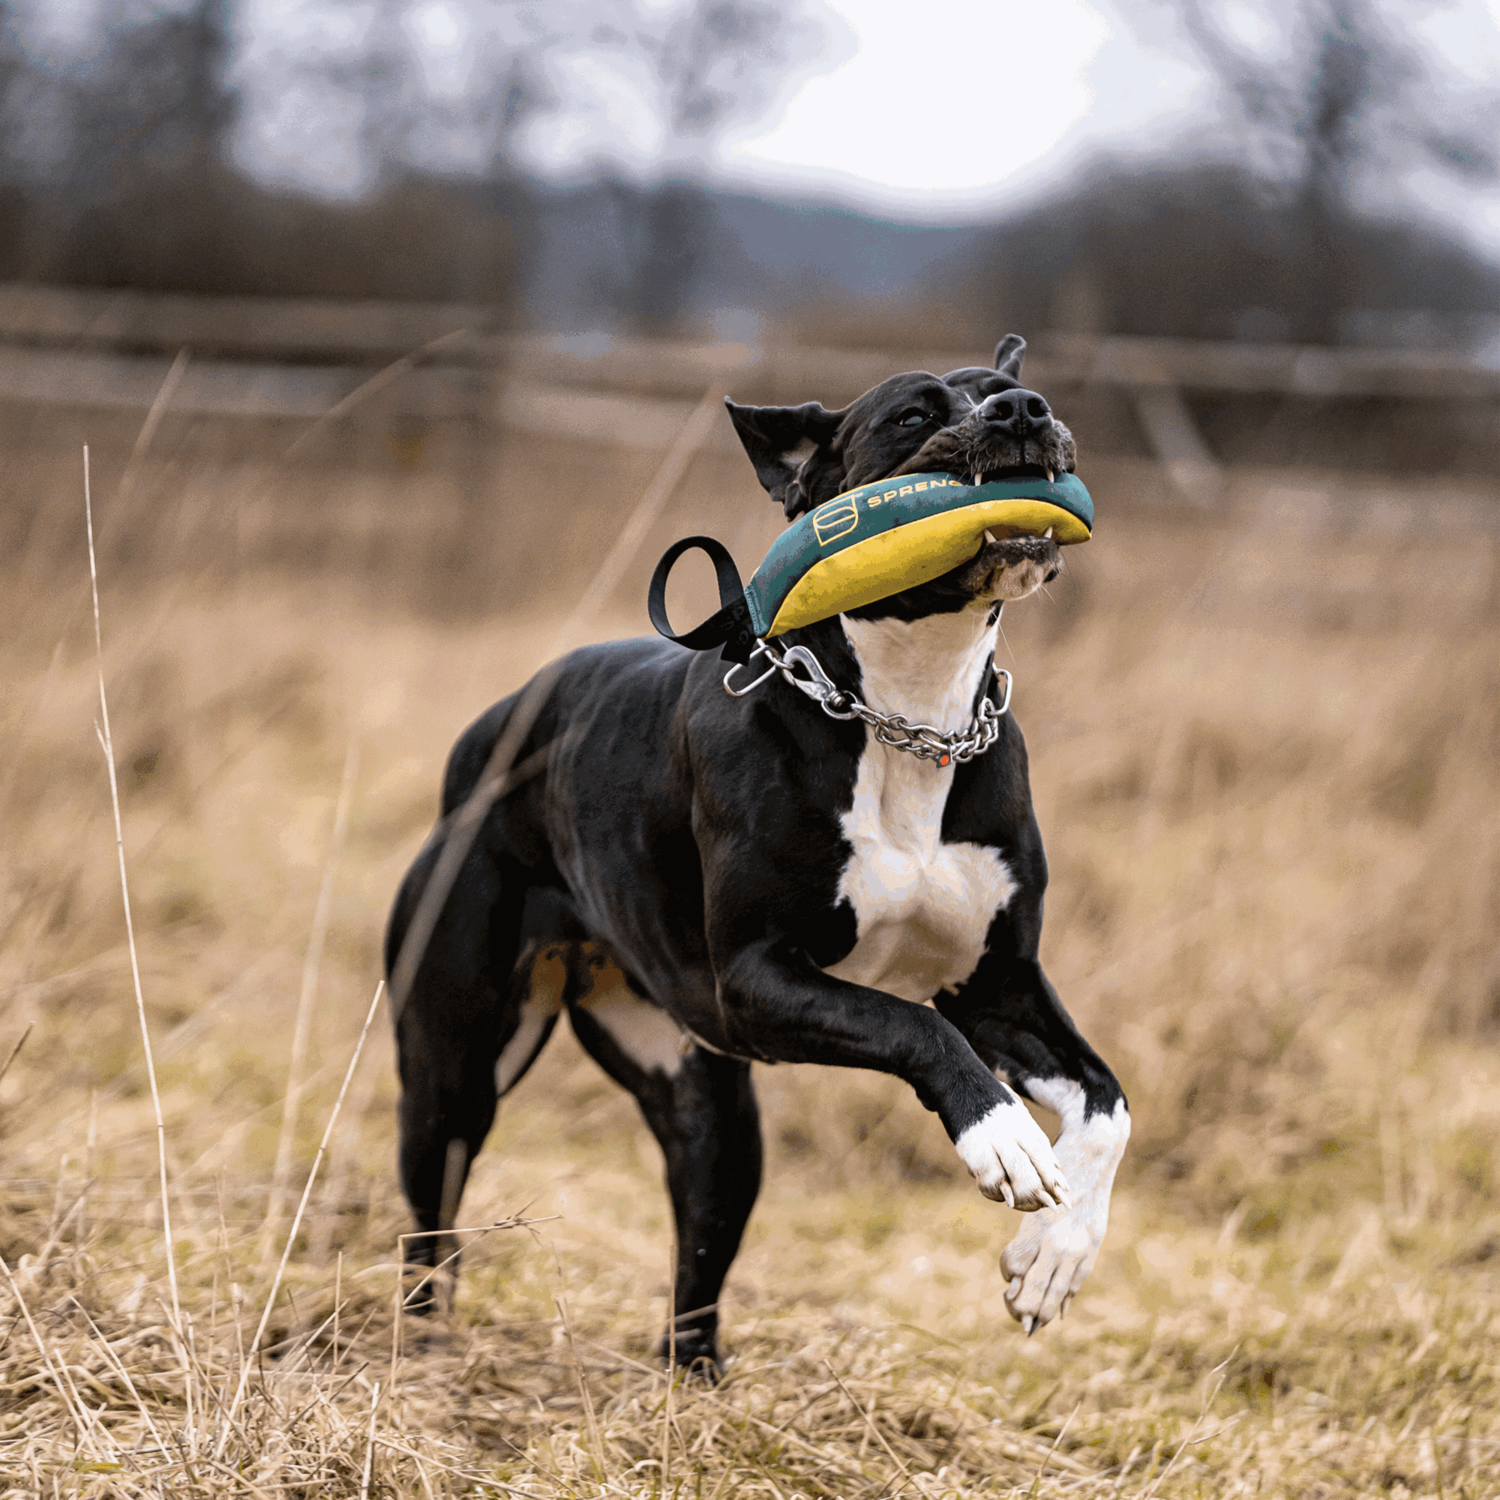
[812, 497, 861, 546]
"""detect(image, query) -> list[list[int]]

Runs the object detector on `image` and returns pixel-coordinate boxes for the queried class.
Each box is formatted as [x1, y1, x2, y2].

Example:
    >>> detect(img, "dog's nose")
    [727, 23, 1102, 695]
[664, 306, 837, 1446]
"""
[980, 388, 1054, 438]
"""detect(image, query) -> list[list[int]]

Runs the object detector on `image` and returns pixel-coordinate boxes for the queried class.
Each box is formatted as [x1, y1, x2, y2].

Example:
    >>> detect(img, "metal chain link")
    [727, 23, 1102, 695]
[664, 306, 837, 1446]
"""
[724, 640, 1011, 767]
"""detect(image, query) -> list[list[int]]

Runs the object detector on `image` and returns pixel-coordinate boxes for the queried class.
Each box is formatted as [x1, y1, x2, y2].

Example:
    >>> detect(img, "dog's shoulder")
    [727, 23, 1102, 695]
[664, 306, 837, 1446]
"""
[440, 636, 695, 813]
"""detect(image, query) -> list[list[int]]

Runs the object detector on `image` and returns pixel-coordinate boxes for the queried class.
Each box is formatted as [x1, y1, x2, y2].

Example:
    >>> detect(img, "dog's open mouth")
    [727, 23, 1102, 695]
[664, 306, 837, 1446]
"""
[967, 461, 1057, 484]
[901, 415, 1077, 491]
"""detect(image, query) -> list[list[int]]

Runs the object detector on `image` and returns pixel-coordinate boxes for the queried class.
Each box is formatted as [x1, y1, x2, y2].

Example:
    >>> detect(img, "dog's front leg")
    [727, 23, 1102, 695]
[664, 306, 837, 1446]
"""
[937, 959, 1130, 1332]
[710, 938, 1070, 1211]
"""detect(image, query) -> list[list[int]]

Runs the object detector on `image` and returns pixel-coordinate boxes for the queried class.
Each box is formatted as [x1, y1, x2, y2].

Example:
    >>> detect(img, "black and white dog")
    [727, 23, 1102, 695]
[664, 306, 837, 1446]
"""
[386, 334, 1128, 1371]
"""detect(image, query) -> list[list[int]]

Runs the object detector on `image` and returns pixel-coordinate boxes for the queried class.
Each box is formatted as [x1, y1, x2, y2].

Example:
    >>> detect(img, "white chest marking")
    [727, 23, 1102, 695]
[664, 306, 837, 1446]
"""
[824, 610, 1015, 1005]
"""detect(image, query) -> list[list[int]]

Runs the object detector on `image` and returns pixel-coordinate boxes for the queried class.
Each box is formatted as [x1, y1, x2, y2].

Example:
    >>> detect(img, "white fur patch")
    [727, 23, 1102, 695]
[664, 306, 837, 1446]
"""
[824, 610, 1014, 1004]
[954, 1096, 1070, 1210]
[579, 969, 688, 1078]
[494, 951, 565, 1096]
[999, 1080, 1130, 1331]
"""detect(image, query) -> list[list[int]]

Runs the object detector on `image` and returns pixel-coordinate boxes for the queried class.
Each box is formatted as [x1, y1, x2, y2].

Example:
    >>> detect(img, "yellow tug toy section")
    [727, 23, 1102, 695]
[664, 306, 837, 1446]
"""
[765, 496, 1087, 636]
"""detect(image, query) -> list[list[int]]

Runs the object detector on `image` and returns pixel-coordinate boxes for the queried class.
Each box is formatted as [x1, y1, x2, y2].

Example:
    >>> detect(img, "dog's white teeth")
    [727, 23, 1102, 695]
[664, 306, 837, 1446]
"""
[984, 529, 997, 545]
[1043, 527, 1053, 540]
[975, 472, 984, 486]
[1046, 469, 1055, 482]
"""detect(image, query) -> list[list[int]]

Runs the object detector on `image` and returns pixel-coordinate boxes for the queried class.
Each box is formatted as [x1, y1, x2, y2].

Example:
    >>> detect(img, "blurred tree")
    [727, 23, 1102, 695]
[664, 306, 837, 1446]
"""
[951, 2, 1500, 348]
[0, 0, 837, 317]
[948, 157, 1500, 349]
[56, 0, 240, 288]
[1162, 0, 1500, 339]
[1175, 0, 1498, 200]
[0, 5, 34, 275]
[307, 0, 834, 328]
[615, 0, 826, 329]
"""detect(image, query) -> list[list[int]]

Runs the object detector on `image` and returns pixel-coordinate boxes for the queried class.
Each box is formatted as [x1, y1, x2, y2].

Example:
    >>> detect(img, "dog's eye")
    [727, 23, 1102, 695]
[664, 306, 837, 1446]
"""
[896, 410, 928, 428]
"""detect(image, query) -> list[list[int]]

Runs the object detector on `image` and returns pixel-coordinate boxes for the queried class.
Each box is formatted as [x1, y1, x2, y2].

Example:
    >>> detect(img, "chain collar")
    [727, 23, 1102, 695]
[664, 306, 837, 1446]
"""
[724, 640, 1011, 768]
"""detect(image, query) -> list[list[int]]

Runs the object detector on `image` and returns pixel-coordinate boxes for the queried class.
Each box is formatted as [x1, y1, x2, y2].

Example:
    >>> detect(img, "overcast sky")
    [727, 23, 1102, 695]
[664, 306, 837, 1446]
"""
[702, 0, 1212, 213]
[22, 0, 1500, 252]
[718, 0, 1500, 253]
[717, 0, 1500, 234]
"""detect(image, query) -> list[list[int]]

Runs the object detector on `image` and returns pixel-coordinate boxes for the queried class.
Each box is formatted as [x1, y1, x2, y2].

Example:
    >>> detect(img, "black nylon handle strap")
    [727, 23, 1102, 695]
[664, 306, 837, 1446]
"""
[648, 535, 759, 664]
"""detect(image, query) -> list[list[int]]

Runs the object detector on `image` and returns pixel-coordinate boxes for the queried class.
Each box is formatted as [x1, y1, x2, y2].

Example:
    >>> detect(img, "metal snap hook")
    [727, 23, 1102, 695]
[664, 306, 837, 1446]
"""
[777, 645, 834, 699]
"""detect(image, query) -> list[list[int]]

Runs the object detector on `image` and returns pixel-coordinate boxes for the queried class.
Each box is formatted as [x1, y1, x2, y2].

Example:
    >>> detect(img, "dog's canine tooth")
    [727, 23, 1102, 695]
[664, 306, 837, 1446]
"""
[1043, 527, 1053, 540]
[984, 529, 997, 545]
[975, 472, 984, 486]
[1046, 468, 1055, 482]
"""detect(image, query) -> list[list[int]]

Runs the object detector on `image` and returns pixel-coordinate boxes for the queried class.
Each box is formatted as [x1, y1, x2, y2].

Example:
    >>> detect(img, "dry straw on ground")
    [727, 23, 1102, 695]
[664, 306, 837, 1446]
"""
[1, 399, 1498, 1496]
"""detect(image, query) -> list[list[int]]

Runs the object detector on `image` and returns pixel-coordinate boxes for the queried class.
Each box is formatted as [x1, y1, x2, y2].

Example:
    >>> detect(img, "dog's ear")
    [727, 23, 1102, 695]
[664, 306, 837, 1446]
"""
[725, 398, 842, 520]
[993, 334, 1026, 381]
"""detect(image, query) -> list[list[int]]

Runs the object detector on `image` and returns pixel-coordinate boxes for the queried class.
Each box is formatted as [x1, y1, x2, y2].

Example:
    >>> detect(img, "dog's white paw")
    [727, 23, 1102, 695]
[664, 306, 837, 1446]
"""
[997, 1092, 1129, 1333]
[954, 1099, 1070, 1211]
[1000, 1205, 1103, 1332]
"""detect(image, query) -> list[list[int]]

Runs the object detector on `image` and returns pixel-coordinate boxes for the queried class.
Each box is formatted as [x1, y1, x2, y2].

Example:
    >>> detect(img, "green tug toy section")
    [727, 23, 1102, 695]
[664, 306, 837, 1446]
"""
[745, 471, 1094, 638]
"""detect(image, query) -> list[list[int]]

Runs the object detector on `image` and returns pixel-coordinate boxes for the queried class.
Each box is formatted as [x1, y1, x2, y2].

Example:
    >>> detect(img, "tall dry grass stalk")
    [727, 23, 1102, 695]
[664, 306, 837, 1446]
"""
[221, 980, 385, 1452]
[282, 326, 475, 463]
[115, 346, 191, 506]
[263, 735, 361, 1256]
[83, 442, 181, 1331]
[548, 382, 725, 637]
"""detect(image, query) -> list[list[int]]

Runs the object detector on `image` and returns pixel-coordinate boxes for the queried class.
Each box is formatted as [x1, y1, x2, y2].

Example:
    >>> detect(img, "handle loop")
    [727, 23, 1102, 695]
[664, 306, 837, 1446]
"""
[647, 536, 758, 664]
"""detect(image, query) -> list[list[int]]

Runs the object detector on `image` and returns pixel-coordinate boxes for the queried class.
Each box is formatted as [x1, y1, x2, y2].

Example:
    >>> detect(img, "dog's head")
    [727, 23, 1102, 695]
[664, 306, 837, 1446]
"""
[727, 335, 1074, 611]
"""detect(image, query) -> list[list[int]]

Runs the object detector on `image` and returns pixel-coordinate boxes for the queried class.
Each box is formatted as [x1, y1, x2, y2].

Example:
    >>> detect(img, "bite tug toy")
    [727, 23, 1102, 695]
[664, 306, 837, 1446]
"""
[649, 470, 1094, 663]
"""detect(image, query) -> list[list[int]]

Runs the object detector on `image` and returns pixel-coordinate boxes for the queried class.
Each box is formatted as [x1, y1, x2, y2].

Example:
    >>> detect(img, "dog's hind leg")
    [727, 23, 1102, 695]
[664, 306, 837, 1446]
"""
[567, 967, 762, 1378]
[387, 841, 567, 1315]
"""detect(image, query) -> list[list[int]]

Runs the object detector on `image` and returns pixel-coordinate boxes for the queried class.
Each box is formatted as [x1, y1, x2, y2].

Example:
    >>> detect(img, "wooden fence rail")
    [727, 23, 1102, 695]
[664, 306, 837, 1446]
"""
[2, 282, 1498, 472]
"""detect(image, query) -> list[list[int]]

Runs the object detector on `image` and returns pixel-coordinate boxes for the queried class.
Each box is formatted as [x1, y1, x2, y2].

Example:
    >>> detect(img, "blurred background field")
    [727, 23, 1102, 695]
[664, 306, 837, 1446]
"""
[3, 0, 1500, 1494]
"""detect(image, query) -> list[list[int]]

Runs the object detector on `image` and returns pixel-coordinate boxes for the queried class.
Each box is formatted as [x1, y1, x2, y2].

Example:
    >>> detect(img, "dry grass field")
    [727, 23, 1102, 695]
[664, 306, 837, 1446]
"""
[2, 399, 1499, 1497]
